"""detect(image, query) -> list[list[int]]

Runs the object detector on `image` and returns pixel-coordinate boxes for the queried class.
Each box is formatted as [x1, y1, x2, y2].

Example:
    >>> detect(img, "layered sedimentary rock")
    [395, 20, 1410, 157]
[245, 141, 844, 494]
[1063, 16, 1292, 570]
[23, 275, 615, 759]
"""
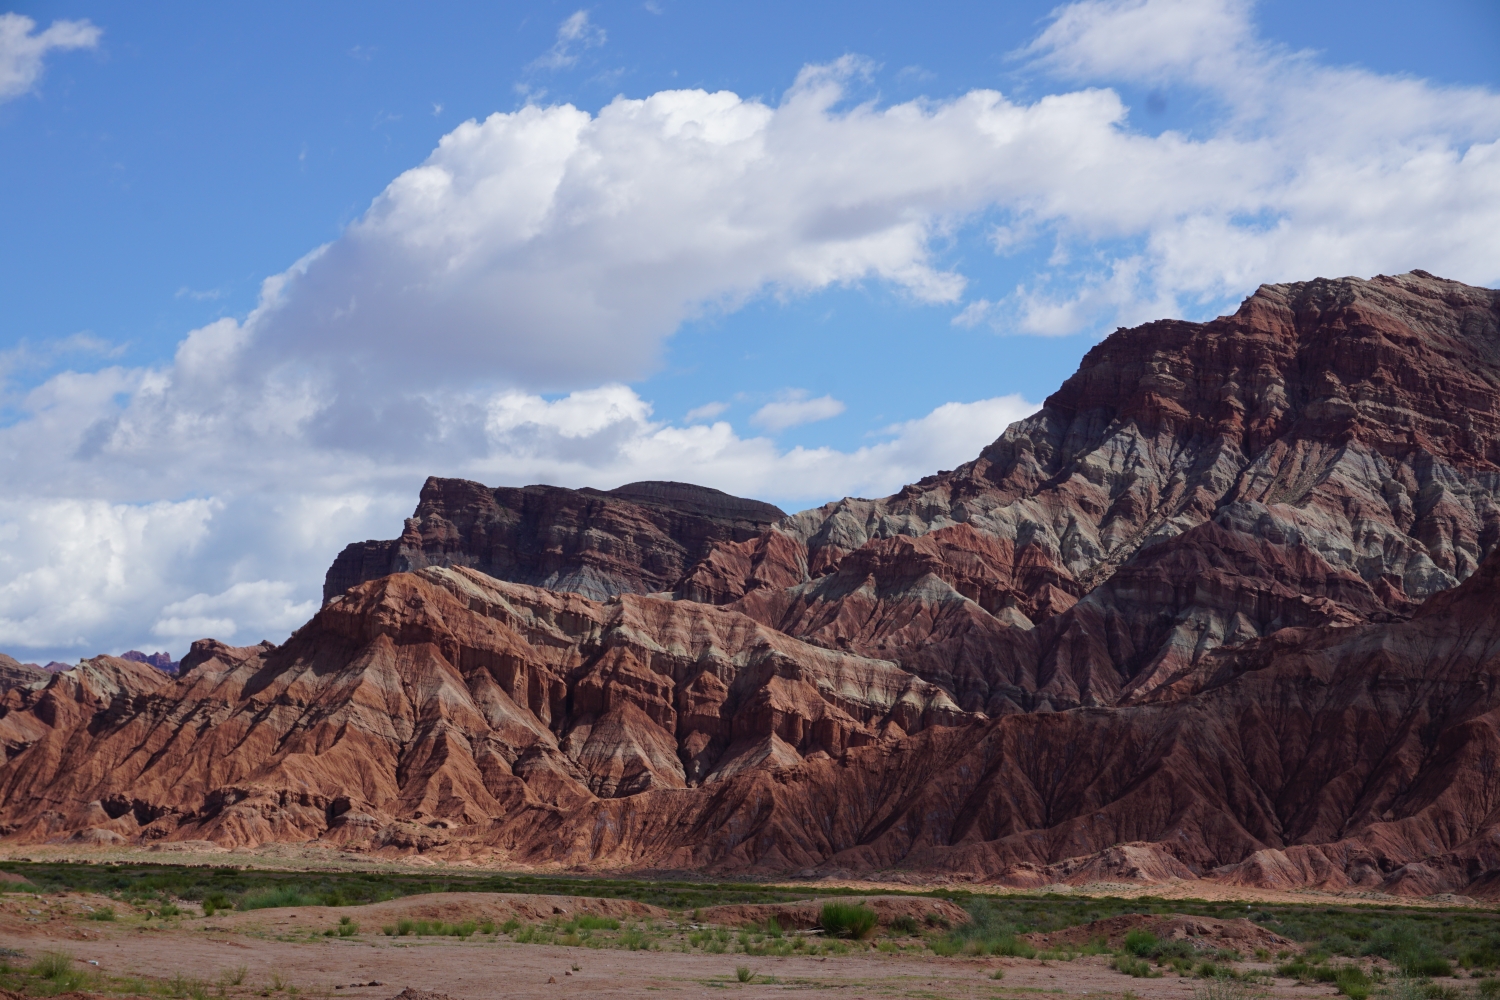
[2, 550, 1499, 895]
[3, 271, 1500, 895]
[687, 271, 1500, 712]
[0, 567, 964, 846]
[324, 479, 784, 604]
[0, 655, 46, 694]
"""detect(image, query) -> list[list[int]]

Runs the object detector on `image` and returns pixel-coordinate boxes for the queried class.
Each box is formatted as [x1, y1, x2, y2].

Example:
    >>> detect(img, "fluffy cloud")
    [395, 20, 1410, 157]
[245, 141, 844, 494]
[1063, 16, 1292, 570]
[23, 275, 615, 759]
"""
[751, 392, 846, 432]
[0, 12, 99, 102]
[0, 498, 217, 650]
[1, 0, 1497, 660]
[224, 4, 1498, 400]
[0, 367, 1036, 659]
[152, 581, 319, 642]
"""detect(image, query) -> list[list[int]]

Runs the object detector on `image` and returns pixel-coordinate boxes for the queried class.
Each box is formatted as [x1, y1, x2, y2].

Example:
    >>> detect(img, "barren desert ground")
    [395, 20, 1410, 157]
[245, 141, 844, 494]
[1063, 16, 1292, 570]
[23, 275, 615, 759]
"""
[0, 866, 1437, 1000]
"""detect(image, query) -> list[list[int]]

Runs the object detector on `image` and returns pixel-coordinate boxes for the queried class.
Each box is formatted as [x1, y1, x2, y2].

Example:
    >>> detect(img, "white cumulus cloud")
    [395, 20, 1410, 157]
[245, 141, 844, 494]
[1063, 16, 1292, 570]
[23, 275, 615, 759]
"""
[152, 581, 319, 641]
[0, 12, 99, 103]
[751, 391, 847, 432]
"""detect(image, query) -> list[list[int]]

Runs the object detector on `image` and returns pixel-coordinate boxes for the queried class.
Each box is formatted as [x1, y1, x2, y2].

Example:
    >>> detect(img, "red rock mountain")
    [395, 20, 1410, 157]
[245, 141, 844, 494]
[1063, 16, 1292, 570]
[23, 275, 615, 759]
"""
[0, 655, 46, 694]
[323, 479, 785, 604]
[3, 270, 1500, 895]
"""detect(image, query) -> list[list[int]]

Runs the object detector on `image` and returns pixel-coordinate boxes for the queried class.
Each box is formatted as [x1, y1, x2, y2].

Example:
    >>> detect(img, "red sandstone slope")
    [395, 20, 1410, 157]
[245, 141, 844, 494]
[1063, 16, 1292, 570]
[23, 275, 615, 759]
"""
[2, 553, 1498, 894]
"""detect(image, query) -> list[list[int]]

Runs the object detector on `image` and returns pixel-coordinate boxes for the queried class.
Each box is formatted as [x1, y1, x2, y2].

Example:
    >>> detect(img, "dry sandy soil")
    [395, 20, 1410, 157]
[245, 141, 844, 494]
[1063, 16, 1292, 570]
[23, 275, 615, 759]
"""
[0, 887, 1360, 1000]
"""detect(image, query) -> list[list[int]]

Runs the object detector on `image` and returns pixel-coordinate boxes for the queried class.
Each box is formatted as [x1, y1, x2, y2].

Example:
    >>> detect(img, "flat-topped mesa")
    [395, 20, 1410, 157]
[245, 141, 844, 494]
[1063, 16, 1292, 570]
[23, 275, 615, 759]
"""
[323, 477, 785, 605]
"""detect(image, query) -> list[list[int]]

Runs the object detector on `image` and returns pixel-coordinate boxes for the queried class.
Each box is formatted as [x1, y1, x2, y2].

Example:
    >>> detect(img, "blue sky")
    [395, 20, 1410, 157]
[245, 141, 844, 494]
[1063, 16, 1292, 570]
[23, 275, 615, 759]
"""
[1, 0, 1498, 661]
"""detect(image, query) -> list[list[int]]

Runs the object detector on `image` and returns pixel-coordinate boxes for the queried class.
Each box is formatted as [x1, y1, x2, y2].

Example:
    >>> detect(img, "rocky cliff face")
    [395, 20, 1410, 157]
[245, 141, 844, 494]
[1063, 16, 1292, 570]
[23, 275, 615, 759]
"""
[324, 478, 784, 604]
[688, 270, 1500, 713]
[0, 655, 47, 694]
[5, 270, 1500, 895]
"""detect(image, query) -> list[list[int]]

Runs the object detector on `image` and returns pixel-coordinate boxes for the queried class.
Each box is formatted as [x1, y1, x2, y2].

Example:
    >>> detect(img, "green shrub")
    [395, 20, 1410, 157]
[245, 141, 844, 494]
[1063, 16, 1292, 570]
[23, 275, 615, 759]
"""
[764, 917, 783, 938]
[991, 935, 1037, 958]
[1336, 966, 1372, 1000]
[928, 938, 961, 957]
[239, 886, 314, 910]
[1423, 987, 1466, 1000]
[735, 966, 753, 983]
[990, 968, 1005, 980]
[820, 902, 878, 940]
[1479, 979, 1500, 999]
[158, 902, 181, 917]
[1125, 929, 1159, 957]
[88, 904, 116, 921]
[1408, 955, 1455, 978]
[500, 918, 521, 935]
[1324, 934, 1356, 956]
[336, 916, 358, 937]
[478, 920, 495, 935]
[889, 915, 919, 935]
[1112, 955, 1161, 978]
[30, 950, 74, 979]
[574, 914, 620, 931]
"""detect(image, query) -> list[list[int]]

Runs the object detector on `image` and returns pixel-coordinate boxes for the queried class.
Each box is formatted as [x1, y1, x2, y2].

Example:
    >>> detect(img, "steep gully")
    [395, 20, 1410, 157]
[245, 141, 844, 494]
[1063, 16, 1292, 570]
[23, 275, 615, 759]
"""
[2, 271, 1499, 896]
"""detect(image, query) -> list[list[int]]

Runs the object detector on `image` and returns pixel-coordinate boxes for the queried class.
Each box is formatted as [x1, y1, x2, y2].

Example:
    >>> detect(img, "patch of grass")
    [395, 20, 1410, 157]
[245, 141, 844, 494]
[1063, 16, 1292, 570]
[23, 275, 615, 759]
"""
[1194, 977, 1252, 1000]
[1125, 929, 1159, 957]
[735, 966, 753, 983]
[382, 918, 476, 938]
[990, 968, 1006, 980]
[572, 914, 620, 931]
[1111, 955, 1162, 978]
[240, 887, 315, 910]
[820, 902, 878, 940]
[890, 915, 920, 935]
[88, 904, 116, 921]
[619, 927, 652, 950]
[30, 951, 75, 980]
[1336, 966, 1373, 1000]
